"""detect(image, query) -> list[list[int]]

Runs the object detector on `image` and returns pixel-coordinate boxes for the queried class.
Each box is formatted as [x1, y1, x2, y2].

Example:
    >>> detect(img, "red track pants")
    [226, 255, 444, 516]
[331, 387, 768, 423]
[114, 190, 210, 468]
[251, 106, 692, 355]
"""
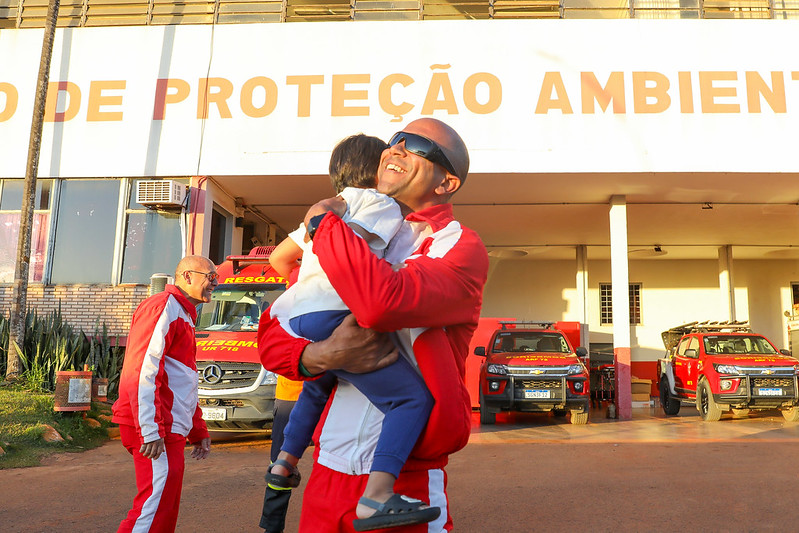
[118, 425, 186, 533]
[299, 462, 452, 533]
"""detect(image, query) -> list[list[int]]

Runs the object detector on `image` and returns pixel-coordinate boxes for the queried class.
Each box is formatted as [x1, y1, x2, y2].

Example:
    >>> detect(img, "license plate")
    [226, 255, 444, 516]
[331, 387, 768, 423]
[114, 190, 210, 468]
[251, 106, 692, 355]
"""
[524, 390, 550, 399]
[201, 407, 227, 421]
[757, 388, 782, 396]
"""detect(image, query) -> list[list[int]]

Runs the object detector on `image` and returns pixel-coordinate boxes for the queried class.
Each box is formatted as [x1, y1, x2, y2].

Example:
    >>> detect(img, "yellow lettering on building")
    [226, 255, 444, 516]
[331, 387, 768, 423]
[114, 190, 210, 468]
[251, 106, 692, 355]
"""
[241, 77, 278, 118]
[331, 74, 370, 116]
[198, 77, 234, 119]
[745, 71, 786, 113]
[286, 75, 324, 117]
[0, 82, 19, 122]
[699, 71, 739, 113]
[153, 78, 190, 120]
[421, 66, 458, 115]
[44, 81, 81, 122]
[678, 71, 694, 114]
[632, 72, 670, 114]
[379, 73, 414, 122]
[581, 72, 625, 114]
[87, 80, 125, 122]
[535, 72, 573, 114]
[462, 73, 502, 115]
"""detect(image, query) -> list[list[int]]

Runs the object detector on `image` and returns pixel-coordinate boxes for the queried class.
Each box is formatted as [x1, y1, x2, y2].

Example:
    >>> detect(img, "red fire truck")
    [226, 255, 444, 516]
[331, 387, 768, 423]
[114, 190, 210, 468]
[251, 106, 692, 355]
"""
[475, 321, 590, 425]
[194, 247, 287, 432]
[658, 321, 799, 422]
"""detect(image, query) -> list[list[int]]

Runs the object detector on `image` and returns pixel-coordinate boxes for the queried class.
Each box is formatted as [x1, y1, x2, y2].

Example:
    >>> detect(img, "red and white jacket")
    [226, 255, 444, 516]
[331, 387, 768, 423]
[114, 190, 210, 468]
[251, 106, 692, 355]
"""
[113, 284, 208, 444]
[258, 203, 488, 474]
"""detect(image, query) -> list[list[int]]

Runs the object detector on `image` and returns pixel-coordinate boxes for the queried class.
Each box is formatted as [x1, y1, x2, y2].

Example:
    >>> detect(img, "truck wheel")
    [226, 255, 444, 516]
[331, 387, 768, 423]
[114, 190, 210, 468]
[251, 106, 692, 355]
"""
[553, 409, 568, 417]
[570, 411, 588, 425]
[697, 379, 722, 422]
[479, 393, 496, 425]
[731, 408, 750, 419]
[781, 407, 799, 422]
[659, 377, 680, 416]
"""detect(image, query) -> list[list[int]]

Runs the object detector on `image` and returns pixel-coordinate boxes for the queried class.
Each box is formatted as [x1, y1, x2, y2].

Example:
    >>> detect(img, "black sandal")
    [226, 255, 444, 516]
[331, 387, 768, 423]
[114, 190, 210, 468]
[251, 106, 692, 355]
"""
[264, 459, 301, 489]
[353, 494, 441, 531]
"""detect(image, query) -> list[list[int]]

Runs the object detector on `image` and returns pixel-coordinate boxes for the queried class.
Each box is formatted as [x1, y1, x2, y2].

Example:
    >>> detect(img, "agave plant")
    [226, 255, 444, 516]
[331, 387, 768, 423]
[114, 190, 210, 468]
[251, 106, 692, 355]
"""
[2, 308, 123, 395]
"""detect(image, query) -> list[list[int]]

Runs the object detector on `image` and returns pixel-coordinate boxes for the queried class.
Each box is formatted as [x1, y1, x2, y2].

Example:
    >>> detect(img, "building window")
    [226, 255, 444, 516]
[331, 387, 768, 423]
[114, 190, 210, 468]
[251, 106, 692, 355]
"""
[599, 282, 643, 325]
[208, 204, 232, 265]
[50, 180, 120, 283]
[0, 179, 52, 283]
[791, 282, 799, 313]
[121, 180, 184, 284]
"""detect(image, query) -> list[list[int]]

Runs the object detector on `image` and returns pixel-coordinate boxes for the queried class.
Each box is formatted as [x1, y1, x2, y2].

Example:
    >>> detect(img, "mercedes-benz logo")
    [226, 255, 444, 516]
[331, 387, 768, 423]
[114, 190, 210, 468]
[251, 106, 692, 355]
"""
[202, 364, 223, 385]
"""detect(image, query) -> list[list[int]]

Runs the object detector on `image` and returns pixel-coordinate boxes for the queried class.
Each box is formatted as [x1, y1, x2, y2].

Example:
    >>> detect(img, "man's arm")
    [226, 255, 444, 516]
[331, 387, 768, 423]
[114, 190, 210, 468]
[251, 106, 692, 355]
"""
[312, 213, 488, 332]
[258, 312, 398, 377]
[127, 302, 171, 444]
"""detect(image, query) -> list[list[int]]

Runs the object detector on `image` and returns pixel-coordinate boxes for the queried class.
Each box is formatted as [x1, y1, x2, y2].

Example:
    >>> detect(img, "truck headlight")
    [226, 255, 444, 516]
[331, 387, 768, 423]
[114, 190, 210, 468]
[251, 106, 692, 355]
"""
[714, 364, 740, 375]
[568, 364, 587, 375]
[260, 370, 278, 386]
[487, 364, 508, 375]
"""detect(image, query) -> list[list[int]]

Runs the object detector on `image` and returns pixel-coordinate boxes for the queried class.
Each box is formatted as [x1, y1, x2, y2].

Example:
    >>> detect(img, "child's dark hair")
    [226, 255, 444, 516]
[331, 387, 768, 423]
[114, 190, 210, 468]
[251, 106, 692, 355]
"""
[328, 134, 389, 194]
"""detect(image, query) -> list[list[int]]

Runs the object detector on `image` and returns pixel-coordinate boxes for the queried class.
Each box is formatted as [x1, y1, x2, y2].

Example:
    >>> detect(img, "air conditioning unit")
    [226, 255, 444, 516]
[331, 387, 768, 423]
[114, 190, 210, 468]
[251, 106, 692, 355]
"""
[136, 180, 186, 208]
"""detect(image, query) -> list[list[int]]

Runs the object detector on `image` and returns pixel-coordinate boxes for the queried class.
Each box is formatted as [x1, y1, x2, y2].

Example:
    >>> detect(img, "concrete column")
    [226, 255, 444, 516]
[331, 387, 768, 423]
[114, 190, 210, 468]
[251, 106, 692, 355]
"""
[576, 244, 589, 349]
[718, 245, 736, 322]
[609, 195, 632, 420]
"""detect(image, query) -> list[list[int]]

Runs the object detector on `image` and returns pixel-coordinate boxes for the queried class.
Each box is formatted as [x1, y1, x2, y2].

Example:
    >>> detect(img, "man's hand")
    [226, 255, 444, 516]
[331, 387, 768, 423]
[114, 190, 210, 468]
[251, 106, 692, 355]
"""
[303, 196, 347, 229]
[190, 437, 211, 460]
[140, 438, 165, 460]
[301, 314, 398, 375]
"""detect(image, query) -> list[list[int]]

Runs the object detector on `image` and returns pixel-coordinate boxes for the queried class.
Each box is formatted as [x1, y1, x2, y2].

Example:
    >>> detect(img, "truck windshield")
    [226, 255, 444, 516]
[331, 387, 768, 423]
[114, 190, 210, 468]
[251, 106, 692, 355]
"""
[492, 332, 569, 353]
[196, 284, 285, 332]
[703, 335, 778, 355]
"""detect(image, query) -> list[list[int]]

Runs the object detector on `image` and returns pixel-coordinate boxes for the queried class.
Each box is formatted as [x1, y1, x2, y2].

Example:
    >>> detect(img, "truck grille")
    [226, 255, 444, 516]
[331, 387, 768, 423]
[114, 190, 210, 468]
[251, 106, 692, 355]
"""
[752, 377, 794, 388]
[517, 379, 561, 389]
[197, 361, 262, 390]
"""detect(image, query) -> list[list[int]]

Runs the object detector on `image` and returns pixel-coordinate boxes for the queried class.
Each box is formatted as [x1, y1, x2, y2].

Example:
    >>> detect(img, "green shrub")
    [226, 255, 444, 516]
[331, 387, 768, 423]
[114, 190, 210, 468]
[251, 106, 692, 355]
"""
[0, 309, 124, 397]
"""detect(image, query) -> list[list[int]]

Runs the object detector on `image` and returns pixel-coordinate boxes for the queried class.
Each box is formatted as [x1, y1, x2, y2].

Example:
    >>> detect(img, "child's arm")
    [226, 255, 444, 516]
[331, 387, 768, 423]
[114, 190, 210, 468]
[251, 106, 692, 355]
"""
[269, 237, 303, 279]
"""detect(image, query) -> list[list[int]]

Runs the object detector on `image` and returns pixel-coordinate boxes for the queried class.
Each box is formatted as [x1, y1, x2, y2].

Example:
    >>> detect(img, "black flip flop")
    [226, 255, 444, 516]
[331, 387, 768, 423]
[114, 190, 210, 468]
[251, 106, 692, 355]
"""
[264, 459, 301, 489]
[353, 494, 441, 531]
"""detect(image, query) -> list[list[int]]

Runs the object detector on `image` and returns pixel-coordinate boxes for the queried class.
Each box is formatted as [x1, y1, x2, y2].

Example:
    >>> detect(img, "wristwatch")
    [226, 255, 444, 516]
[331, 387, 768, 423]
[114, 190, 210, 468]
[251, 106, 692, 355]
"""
[306, 213, 327, 240]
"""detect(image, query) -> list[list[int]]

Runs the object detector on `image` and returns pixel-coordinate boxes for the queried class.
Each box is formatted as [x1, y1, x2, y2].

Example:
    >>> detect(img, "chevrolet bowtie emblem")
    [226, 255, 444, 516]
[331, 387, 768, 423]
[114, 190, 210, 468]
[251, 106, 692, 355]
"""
[531, 369, 545, 375]
[761, 369, 774, 375]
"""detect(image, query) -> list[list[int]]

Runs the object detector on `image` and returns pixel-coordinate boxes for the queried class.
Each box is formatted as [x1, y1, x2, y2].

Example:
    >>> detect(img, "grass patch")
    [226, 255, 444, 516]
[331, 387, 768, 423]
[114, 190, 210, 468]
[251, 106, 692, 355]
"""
[0, 382, 113, 469]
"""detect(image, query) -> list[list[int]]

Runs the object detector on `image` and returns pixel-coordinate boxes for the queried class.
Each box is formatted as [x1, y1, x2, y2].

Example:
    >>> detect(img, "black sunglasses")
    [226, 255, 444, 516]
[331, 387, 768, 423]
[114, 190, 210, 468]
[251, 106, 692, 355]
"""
[388, 131, 460, 179]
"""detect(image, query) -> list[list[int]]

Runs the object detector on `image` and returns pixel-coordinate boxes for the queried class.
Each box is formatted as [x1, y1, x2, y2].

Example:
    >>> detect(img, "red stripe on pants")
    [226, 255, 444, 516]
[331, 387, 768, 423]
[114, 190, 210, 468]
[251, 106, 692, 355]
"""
[118, 424, 186, 533]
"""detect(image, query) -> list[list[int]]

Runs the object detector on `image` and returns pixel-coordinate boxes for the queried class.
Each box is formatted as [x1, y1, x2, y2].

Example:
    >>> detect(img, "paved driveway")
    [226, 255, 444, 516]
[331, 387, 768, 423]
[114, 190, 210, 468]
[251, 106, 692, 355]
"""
[2, 406, 798, 532]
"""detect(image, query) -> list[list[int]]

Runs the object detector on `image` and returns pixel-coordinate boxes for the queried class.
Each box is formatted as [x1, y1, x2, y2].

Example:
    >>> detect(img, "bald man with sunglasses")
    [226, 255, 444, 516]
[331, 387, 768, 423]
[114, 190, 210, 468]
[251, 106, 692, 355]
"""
[113, 255, 217, 532]
[259, 118, 488, 532]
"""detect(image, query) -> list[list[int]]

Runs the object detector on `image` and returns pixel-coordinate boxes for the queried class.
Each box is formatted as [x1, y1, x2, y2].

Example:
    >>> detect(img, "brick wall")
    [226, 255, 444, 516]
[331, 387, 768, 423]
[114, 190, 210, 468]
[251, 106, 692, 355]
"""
[0, 284, 151, 338]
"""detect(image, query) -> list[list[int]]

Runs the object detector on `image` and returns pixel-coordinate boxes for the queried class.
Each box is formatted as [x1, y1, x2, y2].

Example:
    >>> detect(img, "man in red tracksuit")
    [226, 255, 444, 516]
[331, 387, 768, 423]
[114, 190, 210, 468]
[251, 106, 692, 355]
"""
[113, 255, 218, 533]
[258, 118, 488, 532]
